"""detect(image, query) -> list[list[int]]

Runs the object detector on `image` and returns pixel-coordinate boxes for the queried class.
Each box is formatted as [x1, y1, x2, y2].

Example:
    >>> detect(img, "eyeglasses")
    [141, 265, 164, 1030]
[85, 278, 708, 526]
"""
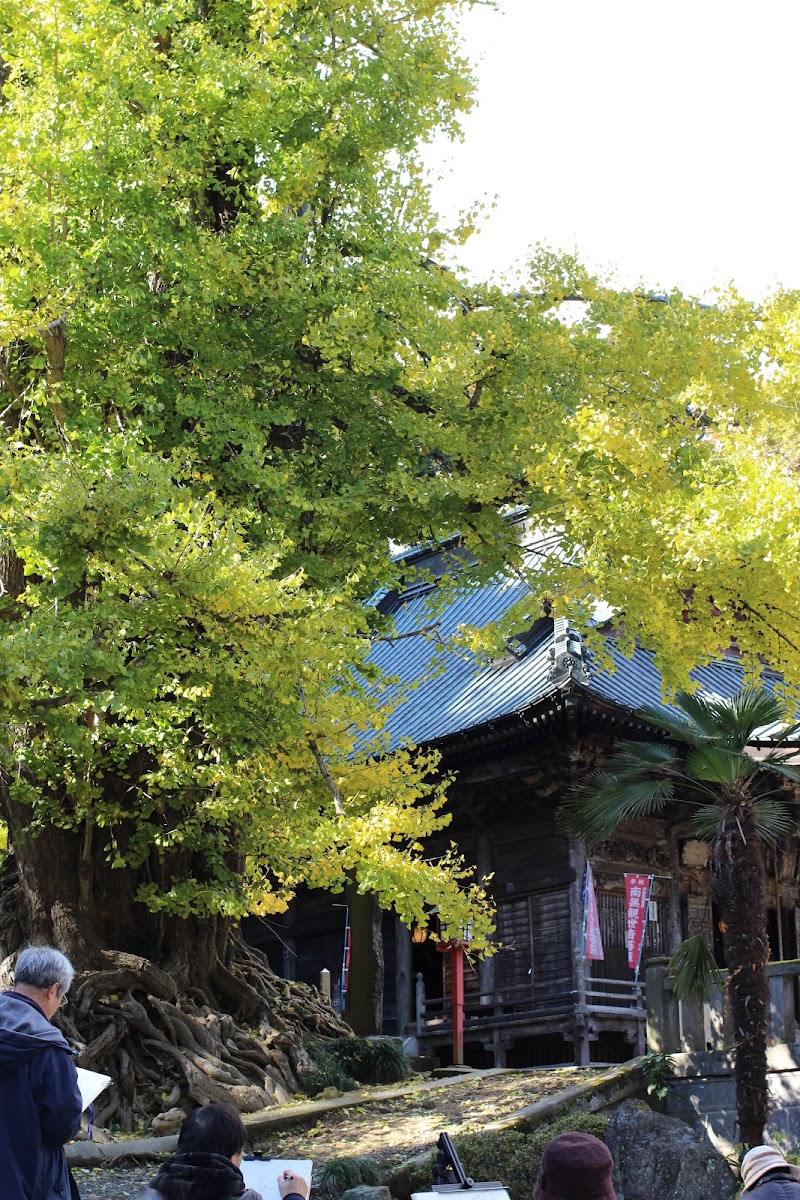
[56, 990, 68, 1008]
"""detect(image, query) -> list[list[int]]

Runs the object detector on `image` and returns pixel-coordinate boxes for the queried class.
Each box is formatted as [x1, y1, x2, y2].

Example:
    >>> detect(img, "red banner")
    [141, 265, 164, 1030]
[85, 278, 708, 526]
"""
[583, 863, 604, 960]
[625, 873, 652, 972]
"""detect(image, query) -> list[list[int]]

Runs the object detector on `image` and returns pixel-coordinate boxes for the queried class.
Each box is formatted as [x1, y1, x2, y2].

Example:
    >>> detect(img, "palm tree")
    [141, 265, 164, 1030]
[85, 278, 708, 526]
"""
[560, 686, 800, 1145]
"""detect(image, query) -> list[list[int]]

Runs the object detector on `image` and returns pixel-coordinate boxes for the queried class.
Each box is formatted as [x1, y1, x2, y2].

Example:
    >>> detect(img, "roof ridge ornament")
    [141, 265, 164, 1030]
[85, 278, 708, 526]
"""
[548, 616, 589, 684]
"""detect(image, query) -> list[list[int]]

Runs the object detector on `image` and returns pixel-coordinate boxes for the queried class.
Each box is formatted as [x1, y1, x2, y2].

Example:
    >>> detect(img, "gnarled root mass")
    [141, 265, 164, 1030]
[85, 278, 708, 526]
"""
[62, 942, 348, 1132]
[0, 867, 351, 1132]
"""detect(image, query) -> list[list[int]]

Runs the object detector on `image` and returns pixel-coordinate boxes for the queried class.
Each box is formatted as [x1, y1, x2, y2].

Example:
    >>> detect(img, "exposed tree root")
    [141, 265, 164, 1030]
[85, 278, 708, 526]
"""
[61, 943, 347, 1131]
[0, 863, 351, 1132]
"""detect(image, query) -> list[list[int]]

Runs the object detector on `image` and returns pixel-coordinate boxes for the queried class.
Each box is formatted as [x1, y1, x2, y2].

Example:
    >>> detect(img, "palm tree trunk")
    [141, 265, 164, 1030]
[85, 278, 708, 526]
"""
[711, 802, 770, 1146]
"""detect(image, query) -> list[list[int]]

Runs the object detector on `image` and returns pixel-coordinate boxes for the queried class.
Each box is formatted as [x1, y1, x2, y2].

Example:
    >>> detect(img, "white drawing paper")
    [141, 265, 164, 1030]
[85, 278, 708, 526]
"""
[412, 1192, 510, 1200]
[75, 1066, 113, 1112]
[241, 1158, 313, 1200]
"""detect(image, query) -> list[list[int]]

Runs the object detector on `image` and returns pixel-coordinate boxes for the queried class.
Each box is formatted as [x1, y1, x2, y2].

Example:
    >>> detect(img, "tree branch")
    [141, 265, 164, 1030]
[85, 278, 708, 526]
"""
[296, 682, 344, 816]
[740, 602, 800, 655]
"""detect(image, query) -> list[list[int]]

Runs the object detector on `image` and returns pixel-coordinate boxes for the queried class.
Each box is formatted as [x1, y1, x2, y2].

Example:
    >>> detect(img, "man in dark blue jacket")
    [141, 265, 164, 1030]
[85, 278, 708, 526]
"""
[0, 946, 83, 1200]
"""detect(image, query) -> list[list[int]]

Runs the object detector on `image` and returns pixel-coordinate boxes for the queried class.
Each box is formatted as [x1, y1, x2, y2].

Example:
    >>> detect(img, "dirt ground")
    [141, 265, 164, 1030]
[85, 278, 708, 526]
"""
[72, 1067, 600, 1200]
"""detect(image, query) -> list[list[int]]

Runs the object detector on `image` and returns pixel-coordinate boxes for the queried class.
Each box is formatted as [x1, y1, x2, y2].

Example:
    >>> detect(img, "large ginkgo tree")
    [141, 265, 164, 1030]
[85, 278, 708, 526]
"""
[3, 0, 800, 1126]
[561, 687, 800, 1146]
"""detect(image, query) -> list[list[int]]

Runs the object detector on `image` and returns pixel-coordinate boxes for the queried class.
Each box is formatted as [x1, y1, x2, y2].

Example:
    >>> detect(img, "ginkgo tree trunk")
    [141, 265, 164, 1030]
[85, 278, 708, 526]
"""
[561, 688, 800, 1146]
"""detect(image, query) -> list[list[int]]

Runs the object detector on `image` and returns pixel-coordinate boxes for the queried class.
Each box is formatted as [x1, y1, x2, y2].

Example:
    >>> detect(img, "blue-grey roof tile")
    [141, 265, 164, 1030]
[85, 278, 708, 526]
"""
[361, 565, 793, 752]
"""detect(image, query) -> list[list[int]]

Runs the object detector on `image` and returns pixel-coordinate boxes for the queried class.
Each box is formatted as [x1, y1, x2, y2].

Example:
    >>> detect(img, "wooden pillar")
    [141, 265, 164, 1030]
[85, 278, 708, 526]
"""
[667, 833, 684, 952]
[343, 882, 384, 1036]
[281, 903, 296, 981]
[477, 832, 495, 1006]
[415, 971, 426, 1036]
[568, 838, 589, 1065]
[450, 944, 465, 1065]
[492, 1027, 507, 1068]
[395, 916, 413, 1034]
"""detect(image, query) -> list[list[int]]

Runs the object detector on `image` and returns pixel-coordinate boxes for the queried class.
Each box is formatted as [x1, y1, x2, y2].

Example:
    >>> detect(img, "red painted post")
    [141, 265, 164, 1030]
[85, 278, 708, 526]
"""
[437, 936, 470, 1066]
[451, 942, 465, 1065]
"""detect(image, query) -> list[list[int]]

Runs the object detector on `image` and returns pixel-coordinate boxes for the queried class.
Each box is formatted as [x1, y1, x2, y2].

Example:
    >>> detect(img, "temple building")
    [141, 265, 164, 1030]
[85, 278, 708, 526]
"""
[245, 528, 800, 1067]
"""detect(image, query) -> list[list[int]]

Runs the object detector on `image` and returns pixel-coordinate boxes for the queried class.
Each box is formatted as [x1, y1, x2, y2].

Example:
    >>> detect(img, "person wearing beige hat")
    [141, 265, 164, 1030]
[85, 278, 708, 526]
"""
[741, 1146, 800, 1199]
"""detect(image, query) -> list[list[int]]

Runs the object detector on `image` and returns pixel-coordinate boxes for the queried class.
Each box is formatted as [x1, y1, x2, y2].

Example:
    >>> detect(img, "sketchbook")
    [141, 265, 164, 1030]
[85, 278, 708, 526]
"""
[75, 1066, 113, 1112]
[241, 1158, 313, 1200]
[412, 1193, 510, 1200]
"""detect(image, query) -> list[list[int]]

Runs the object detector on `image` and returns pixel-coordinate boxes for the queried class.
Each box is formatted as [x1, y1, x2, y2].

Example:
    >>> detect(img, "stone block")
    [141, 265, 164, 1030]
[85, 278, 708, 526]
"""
[606, 1100, 737, 1200]
[151, 1107, 187, 1136]
[339, 1187, 392, 1200]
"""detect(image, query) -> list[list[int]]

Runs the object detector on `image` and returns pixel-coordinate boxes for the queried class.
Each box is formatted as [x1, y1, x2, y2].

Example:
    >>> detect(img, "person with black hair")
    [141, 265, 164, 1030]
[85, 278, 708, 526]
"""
[136, 1103, 310, 1200]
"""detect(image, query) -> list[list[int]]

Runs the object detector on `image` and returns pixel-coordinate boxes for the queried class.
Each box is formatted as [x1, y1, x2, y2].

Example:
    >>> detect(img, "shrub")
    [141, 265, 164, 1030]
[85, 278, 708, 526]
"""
[332, 1036, 412, 1086]
[300, 1036, 411, 1096]
[405, 1112, 610, 1200]
[641, 1052, 676, 1102]
[299, 1045, 358, 1097]
[317, 1156, 384, 1198]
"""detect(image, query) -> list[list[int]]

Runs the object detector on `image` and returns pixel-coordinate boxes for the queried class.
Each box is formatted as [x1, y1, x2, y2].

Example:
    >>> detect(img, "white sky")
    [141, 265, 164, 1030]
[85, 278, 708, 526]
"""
[427, 1, 800, 299]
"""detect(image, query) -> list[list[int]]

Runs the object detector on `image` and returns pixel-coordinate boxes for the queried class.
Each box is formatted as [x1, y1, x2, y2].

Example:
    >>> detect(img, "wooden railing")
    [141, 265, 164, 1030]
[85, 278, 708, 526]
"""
[415, 974, 574, 1035]
[415, 972, 646, 1036]
[584, 976, 645, 1012]
[645, 957, 800, 1053]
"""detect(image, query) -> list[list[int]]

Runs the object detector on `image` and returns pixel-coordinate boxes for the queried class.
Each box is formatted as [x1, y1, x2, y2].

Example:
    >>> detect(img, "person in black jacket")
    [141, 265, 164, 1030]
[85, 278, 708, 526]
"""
[0, 946, 83, 1200]
[741, 1146, 800, 1199]
[137, 1103, 310, 1200]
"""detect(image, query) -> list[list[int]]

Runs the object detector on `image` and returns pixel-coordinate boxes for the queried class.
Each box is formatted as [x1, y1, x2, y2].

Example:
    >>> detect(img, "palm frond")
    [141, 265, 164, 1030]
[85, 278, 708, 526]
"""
[637, 700, 711, 747]
[560, 772, 675, 839]
[673, 690, 732, 738]
[668, 933, 723, 1002]
[690, 797, 796, 845]
[752, 797, 798, 844]
[684, 744, 759, 787]
[766, 719, 800, 750]
[598, 740, 679, 777]
[641, 687, 789, 753]
[562, 687, 800, 845]
[689, 806, 722, 843]
[753, 752, 800, 786]
[721, 687, 787, 745]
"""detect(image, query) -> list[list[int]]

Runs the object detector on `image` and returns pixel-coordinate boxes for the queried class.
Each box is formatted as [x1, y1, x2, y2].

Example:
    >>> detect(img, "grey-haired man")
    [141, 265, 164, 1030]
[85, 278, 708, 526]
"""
[0, 946, 83, 1200]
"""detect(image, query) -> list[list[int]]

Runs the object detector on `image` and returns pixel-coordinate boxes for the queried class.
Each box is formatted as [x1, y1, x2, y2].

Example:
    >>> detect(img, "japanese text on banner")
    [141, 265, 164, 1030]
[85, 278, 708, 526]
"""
[624, 873, 652, 973]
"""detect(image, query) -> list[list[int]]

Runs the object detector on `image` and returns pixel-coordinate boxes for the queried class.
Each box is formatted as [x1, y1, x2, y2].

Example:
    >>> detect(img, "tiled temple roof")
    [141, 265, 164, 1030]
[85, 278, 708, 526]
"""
[363, 563, 789, 751]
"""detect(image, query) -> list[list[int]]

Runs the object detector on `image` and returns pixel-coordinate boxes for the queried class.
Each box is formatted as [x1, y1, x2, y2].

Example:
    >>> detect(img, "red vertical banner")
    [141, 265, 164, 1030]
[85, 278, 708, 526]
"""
[625, 873, 653, 974]
[583, 863, 604, 960]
